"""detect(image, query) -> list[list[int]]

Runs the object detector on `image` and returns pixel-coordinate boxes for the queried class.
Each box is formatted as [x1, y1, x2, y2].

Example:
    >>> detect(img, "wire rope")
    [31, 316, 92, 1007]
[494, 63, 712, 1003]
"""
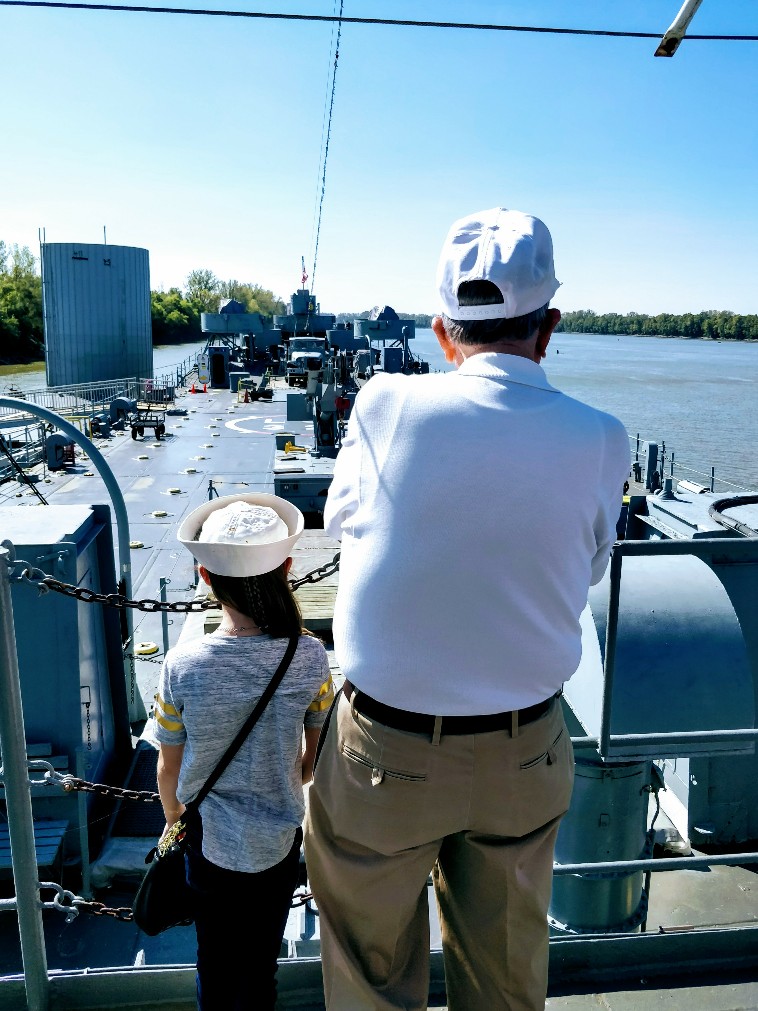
[310, 0, 342, 295]
[1, 2, 756, 42]
[308, 0, 340, 285]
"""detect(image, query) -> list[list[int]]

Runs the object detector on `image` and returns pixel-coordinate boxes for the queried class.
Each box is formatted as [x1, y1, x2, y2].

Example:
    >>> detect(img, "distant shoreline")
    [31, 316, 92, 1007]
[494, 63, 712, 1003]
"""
[2, 331, 757, 372]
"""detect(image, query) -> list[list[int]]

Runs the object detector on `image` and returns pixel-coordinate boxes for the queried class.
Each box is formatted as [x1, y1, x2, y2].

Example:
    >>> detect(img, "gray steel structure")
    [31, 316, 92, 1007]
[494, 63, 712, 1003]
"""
[42, 244, 152, 387]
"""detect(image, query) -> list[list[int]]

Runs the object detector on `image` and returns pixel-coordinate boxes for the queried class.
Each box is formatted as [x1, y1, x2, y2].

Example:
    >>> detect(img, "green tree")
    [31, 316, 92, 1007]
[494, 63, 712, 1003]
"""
[0, 243, 43, 362]
[557, 309, 755, 341]
[151, 289, 201, 344]
[185, 273, 285, 319]
[186, 269, 220, 313]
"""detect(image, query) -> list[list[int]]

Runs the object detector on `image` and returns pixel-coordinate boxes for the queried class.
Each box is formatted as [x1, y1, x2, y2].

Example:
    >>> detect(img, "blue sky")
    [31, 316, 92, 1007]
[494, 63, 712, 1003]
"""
[2, 1, 757, 315]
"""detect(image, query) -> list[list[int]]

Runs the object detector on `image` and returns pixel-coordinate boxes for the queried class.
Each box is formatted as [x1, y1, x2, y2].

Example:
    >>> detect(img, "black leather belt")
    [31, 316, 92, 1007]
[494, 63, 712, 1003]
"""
[344, 681, 557, 736]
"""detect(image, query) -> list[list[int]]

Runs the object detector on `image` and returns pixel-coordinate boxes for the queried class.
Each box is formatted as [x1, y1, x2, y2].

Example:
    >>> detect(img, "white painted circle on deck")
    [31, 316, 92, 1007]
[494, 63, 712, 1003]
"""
[225, 417, 278, 435]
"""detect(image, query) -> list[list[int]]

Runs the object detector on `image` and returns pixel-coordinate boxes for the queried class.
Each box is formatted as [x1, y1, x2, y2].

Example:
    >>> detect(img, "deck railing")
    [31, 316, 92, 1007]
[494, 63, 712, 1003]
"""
[630, 432, 756, 494]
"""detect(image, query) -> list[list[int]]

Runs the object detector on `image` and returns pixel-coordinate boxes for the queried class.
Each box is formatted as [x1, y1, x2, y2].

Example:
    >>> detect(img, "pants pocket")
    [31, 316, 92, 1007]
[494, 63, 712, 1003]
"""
[519, 727, 566, 770]
[511, 718, 574, 836]
[342, 743, 427, 785]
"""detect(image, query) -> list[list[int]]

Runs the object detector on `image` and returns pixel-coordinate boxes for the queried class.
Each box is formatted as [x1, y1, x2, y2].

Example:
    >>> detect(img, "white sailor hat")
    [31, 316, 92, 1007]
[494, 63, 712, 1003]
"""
[178, 493, 304, 577]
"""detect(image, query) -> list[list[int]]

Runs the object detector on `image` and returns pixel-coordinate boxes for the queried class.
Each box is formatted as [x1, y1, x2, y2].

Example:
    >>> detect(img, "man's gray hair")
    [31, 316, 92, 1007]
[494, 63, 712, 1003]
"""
[442, 280, 549, 345]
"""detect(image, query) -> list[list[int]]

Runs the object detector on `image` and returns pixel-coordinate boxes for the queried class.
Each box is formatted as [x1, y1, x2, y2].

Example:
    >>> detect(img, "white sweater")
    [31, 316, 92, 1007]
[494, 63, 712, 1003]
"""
[325, 353, 630, 715]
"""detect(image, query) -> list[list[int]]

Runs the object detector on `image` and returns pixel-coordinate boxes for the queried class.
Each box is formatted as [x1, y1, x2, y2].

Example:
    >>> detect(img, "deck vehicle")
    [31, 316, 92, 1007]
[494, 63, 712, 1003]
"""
[286, 337, 330, 387]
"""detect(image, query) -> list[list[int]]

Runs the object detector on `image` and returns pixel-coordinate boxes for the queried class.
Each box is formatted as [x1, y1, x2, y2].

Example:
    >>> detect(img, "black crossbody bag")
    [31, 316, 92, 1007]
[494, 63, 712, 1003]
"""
[133, 635, 299, 936]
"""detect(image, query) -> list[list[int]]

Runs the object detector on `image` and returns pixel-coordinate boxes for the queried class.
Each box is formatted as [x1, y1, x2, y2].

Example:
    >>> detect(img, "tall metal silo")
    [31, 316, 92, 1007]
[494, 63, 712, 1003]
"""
[42, 243, 152, 386]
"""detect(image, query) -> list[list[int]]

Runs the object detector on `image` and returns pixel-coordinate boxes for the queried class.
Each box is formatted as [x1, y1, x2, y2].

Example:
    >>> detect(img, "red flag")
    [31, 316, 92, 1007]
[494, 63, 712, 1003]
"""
[301, 257, 308, 286]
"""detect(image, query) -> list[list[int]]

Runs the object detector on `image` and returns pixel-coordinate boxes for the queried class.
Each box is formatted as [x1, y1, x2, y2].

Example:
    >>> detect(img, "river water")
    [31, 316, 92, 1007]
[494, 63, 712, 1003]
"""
[2, 332, 755, 490]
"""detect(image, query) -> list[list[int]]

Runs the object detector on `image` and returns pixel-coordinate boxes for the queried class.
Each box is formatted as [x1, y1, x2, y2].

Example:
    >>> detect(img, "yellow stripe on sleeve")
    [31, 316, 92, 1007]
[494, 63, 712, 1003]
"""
[155, 712, 184, 732]
[308, 677, 335, 713]
[155, 693, 180, 717]
[154, 693, 184, 732]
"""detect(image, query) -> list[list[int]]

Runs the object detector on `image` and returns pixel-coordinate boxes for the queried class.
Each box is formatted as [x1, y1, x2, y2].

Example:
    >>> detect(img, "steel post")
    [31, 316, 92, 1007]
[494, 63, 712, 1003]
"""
[599, 546, 623, 757]
[0, 546, 50, 1011]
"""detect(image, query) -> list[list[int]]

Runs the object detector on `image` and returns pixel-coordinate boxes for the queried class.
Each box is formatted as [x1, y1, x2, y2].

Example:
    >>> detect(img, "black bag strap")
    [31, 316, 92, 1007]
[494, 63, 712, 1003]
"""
[312, 684, 343, 775]
[191, 634, 299, 809]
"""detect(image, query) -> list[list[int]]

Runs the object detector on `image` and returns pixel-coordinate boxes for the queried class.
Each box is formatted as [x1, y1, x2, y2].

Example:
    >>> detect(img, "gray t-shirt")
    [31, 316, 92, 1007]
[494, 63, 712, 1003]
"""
[154, 632, 333, 872]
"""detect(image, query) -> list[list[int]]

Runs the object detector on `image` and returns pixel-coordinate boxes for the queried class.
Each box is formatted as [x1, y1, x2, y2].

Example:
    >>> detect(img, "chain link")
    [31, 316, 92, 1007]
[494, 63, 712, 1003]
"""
[289, 552, 341, 590]
[9, 553, 340, 610]
[74, 899, 136, 921]
[49, 769, 161, 803]
[37, 576, 221, 612]
[41, 882, 312, 923]
[2, 763, 159, 802]
[39, 882, 135, 922]
[290, 889, 314, 908]
[128, 651, 136, 706]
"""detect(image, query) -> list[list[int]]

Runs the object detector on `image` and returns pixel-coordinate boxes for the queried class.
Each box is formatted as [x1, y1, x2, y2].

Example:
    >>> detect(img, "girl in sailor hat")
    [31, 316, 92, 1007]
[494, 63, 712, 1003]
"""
[154, 493, 334, 1010]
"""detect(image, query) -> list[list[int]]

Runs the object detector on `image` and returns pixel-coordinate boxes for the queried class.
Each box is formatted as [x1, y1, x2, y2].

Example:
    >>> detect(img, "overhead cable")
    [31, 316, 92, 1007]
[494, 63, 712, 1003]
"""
[309, 1, 341, 283]
[1, 2, 757, 43]
[311, 0, 343, 294]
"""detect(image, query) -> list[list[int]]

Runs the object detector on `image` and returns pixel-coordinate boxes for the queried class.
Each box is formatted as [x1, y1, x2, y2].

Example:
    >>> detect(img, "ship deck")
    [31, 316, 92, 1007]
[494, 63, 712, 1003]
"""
[1, 377, 757, 1009]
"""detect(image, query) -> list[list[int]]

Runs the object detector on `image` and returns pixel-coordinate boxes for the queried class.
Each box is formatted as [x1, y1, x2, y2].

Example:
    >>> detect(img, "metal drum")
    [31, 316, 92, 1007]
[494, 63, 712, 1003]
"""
[550, 757, 653, 934]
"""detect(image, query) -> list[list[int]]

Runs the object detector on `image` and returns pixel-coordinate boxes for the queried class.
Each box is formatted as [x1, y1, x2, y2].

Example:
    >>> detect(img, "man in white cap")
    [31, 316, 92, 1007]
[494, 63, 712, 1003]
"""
[304, 208, 631, 1010]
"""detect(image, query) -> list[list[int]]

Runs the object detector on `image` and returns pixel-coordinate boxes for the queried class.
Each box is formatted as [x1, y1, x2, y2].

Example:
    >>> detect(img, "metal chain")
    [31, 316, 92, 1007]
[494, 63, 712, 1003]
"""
[128, 651, 136, 706]
[289, 552, 340, 590]
[34, 576, 221, 613]
[39, 883, 135, 922]
[8, 552, 340, 609]
[74, 899, 135, 921]
[47, 769, 161, 803]
[291, 889, 314, 908]
[3, 761, 157, 803]
[41, 882, 314, 924]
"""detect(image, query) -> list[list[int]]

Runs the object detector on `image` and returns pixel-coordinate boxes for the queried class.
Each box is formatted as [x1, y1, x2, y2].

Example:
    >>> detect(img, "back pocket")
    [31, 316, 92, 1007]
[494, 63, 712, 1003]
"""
[342, 743, 427, 784]
[519, 727, 565, 770]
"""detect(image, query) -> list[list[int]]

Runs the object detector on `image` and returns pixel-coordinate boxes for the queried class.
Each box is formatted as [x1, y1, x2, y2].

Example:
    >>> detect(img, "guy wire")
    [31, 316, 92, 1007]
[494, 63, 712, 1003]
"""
[311, 0, 343, 294]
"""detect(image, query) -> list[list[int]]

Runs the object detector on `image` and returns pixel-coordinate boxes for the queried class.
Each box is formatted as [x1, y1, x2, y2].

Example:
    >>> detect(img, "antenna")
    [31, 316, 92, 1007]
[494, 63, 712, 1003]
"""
[103, 226, 107, 245]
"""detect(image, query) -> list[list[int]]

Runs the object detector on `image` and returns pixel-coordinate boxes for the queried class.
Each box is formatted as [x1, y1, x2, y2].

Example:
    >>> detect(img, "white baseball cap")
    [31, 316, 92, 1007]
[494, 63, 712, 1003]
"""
[178, 493, 304, 577]
[436, 207, 560, 321]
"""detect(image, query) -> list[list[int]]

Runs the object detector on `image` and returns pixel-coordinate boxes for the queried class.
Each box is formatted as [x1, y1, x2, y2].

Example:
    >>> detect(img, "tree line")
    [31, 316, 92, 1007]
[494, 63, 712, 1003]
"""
[335, 311, 434, 328]
[2, 242, 756, 363]
[557, 309, 758, 341]
[151, 270, 286, 344]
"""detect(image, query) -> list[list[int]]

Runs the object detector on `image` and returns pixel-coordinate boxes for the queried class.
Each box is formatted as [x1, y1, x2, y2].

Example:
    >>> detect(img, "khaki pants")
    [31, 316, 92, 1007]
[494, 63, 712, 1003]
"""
[304, 693, 574, 1011]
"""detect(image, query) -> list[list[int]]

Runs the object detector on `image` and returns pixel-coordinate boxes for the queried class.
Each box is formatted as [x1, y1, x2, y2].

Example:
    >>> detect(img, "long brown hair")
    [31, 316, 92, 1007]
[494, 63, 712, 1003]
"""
[206, 563, 303, 639]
